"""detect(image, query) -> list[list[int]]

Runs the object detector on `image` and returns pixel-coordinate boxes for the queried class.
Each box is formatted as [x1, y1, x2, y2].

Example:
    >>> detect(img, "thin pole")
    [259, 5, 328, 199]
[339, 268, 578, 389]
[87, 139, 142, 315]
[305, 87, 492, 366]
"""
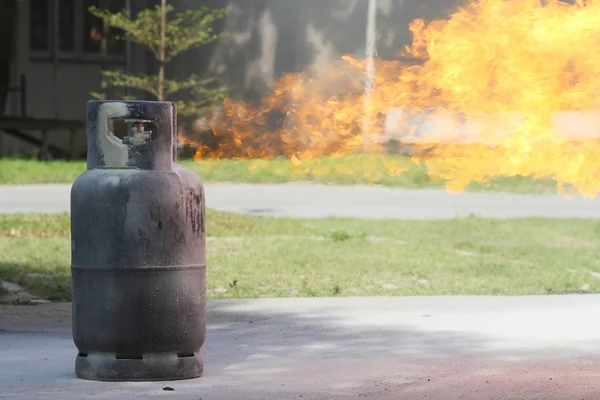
[100, 1, 109, 98]
[52, 0, 60, 118]
[125, 0, 132, 96]
[158, 0, 166, 101]
[363, 0, 377, 152]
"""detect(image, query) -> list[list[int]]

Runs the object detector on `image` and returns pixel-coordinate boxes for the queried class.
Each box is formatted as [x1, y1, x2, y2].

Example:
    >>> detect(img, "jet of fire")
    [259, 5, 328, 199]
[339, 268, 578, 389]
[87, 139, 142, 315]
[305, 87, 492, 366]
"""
[182, 0, 600, 197]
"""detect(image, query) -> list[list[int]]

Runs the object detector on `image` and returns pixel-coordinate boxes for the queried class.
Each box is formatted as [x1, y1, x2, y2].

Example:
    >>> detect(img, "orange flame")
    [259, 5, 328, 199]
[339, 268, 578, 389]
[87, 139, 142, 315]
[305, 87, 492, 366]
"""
[180, 0, 600, 197]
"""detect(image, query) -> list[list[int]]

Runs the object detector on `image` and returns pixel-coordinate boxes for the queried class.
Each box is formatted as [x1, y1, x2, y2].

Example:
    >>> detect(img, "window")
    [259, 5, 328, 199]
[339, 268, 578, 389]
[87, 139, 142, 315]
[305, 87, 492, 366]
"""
[30, 0, 126, 60]
[83, 0, 101, 53]
[30, 0, 49, 51]
[83, 0, 125, 55]
[59, 0, 75, 51]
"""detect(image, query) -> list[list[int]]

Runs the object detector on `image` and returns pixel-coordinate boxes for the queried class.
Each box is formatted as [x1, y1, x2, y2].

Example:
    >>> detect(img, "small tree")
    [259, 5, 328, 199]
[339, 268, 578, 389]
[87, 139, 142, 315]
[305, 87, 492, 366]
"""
[89, 0, 228, 117]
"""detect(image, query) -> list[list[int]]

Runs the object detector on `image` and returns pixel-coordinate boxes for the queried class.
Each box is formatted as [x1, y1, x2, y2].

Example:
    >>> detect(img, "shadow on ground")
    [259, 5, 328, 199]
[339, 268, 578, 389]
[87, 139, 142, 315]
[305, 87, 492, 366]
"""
[2, 298, 600, 399]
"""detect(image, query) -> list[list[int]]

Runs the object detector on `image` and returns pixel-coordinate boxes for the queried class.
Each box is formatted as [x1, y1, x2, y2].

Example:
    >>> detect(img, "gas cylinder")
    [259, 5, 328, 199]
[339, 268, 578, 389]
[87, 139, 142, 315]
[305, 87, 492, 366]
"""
[70, 100, 206, 381]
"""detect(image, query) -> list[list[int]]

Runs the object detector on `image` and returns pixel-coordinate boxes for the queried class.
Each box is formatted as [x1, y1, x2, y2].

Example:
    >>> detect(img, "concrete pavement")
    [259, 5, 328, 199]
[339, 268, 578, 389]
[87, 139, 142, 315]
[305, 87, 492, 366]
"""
[3, 295, 600, 399]
[1, 182, 600, 218]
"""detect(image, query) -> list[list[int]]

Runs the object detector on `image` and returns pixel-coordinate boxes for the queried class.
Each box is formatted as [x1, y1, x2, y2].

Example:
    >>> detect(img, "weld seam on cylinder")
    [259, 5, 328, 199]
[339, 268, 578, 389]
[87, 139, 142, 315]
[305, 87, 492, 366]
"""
[71, 264, 207, 271]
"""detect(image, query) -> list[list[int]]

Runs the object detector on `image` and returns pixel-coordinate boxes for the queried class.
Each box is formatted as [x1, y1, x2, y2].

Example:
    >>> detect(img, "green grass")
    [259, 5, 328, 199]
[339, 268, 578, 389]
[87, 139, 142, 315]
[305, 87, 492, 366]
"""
[0, 155, 559, 193]
[1, 211, 599, 301]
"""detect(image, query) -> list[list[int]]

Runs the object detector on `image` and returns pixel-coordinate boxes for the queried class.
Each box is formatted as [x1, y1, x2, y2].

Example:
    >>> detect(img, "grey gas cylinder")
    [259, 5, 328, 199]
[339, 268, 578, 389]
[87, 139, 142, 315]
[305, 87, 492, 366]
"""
[70, 100, 206, 381]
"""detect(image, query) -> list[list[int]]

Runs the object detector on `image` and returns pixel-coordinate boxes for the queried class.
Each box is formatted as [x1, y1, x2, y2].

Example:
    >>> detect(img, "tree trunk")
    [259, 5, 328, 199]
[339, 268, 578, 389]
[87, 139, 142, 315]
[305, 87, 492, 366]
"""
[158, 0, 166, 100]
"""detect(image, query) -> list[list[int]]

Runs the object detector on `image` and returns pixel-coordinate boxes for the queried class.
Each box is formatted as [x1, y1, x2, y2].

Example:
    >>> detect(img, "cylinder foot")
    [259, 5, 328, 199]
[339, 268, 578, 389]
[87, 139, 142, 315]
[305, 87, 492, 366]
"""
[75, 352, 203, 381]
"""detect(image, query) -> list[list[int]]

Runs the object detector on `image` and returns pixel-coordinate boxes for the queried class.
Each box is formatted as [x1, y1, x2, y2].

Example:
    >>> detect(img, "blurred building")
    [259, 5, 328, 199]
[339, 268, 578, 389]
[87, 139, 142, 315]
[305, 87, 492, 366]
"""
[0, 0, 151, 159]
